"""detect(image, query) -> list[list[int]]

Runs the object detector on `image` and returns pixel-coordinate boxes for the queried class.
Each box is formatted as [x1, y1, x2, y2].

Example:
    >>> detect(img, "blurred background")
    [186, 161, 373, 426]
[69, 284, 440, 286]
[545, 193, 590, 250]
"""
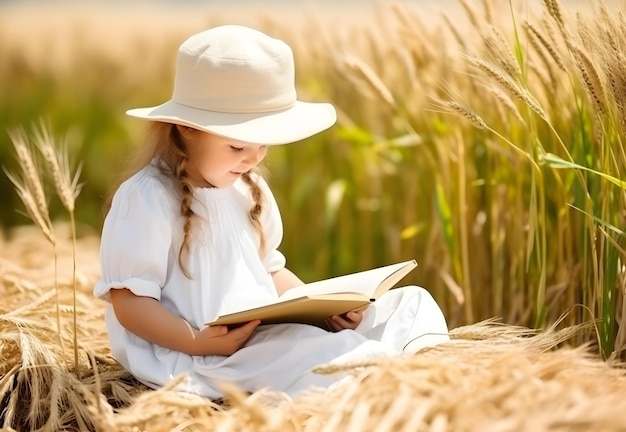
[1, 0, 624, 355]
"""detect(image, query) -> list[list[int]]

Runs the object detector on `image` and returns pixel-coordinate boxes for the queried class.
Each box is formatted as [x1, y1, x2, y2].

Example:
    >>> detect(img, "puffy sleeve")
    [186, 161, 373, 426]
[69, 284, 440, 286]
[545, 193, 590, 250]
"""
[257, 176, 287, 273]
[93, 176, 173, 303]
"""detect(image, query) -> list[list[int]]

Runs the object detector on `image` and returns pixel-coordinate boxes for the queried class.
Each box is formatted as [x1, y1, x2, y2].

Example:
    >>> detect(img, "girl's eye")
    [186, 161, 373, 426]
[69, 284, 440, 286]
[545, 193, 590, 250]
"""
[230, 146, 244, 152]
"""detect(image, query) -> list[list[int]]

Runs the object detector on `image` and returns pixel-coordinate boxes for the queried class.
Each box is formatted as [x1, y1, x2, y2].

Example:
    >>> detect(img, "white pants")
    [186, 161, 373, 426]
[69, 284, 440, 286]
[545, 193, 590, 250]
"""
[187, 286, 450, 397]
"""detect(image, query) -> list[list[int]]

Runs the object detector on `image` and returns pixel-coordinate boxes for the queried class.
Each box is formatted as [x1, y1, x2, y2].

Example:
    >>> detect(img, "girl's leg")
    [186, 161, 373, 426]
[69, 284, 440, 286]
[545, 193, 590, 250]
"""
[192, 323, 395, 397]
[355, 286, 450, 353]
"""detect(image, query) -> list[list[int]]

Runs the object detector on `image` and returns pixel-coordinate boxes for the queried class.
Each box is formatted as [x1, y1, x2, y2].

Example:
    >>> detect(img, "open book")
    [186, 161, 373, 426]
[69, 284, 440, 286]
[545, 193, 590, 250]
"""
[208, 259, 418, 328]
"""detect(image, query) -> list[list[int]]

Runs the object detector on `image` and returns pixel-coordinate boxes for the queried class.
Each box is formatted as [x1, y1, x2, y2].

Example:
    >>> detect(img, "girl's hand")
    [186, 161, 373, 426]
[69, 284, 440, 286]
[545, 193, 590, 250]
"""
[326, 307, 367, 332]
[195, 320, 261, 356]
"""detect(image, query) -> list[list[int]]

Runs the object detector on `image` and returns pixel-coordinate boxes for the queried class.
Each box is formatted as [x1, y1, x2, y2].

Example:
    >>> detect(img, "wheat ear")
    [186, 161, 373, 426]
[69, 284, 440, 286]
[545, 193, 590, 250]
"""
[341, 54, 395, 108]
[8, 129, 49, 221]
[441, 13, 466, 50]
[459, 0, 480, 30]
[481, 0, 495, 24]
[567, 42, 607, 116]
[607, 54, 626, 133]
[524, 21, 566, 71]
[34, 123, 83, 211]
[543, 0, 565, 31]
[483, 25, 522, 79]
[447, 101, 487, 130]
[3, 130, 63, 353]
[470, 58, 547, 120]
[3, 170, 54, 244]
[485, 85, 526, 125]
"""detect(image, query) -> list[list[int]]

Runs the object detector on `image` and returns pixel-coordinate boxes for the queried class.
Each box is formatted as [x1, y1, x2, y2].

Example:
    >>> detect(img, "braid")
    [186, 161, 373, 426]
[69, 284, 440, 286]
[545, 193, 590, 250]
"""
[241, 170, 267, 256]
[146, 122, 268, 274]
[169, 126, 196, 278]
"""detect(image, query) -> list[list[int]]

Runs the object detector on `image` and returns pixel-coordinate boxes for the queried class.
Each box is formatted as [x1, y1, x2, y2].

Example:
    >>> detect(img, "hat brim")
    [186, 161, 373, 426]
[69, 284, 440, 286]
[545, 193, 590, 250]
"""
[126, 100, 337, 145]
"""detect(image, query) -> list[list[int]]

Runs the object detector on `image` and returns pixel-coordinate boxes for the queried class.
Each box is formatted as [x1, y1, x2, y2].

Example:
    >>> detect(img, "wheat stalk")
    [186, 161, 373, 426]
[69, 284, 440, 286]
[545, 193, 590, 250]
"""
[34, 123, 83, 376]
[3, 130, 63, 354]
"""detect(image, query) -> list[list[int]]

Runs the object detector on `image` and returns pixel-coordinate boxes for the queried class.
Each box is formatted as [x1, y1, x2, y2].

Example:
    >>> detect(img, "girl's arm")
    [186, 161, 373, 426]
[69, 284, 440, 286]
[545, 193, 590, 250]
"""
[110, 288, 259, 356]
[271, 267, 305, 296]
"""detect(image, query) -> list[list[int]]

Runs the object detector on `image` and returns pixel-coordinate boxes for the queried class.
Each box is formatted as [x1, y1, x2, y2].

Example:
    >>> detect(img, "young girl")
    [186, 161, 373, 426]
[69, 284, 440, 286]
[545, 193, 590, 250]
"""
[94, 25, 450, 398]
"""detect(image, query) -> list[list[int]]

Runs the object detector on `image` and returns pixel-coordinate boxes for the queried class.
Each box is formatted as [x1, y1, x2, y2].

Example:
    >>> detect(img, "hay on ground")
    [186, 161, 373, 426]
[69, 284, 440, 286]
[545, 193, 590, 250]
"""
[1, 226, 625, 432]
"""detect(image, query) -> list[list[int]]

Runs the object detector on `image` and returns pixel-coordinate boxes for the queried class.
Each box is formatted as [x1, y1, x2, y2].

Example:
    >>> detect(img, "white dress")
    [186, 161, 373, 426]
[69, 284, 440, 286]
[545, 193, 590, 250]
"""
[94, 162, 450, 398]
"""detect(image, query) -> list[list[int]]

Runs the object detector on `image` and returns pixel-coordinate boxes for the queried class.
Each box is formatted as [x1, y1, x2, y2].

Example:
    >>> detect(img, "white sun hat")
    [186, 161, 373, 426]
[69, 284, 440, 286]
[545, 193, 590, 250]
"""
[126, 25, 337, 145]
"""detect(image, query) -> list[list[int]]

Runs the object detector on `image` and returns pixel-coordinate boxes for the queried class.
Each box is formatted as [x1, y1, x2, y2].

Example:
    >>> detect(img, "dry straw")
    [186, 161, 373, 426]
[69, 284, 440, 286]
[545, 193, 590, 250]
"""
[3, 245, 626, 432]
[4, 227, 626, 431]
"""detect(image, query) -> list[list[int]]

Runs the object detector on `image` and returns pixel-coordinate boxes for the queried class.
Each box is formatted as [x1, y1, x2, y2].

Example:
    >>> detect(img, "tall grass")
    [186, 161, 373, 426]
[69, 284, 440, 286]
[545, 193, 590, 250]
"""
[0, 1, 625, 357]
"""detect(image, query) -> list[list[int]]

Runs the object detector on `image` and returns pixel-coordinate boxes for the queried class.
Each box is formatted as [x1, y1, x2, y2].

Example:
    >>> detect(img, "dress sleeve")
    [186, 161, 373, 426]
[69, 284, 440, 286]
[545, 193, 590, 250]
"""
[257, 176, 287, 273]
[93, 176, 173, 303]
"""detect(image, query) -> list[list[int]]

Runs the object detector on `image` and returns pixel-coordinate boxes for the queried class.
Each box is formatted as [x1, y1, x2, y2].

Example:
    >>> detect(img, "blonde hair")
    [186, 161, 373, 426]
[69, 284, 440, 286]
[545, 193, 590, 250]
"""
[112, 121, 268, 278]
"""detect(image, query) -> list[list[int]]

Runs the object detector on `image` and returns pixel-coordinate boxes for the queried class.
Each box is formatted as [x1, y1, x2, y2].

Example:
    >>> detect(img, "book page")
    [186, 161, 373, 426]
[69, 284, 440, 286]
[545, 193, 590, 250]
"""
[280, 260, 417, 301]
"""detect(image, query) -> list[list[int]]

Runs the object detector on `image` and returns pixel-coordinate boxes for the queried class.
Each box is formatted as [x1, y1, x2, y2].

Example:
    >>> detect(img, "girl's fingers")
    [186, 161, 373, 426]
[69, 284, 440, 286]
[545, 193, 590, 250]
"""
[326, 310, 364, 332]
[345, 311, 362, 322]
[325, 318, 342, 332]
[205, 325, 229, 337]
[237, 320, 261, 332]
[330, 314, 353, 329]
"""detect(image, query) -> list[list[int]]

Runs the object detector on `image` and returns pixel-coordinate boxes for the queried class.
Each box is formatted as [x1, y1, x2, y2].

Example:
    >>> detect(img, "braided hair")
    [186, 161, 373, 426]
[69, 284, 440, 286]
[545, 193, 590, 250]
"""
[145, 122, 268, 277]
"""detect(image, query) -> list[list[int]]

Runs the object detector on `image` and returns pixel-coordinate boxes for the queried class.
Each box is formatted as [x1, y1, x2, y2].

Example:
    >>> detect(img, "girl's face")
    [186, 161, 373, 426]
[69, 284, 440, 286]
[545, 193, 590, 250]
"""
[181, 127, 268, 188]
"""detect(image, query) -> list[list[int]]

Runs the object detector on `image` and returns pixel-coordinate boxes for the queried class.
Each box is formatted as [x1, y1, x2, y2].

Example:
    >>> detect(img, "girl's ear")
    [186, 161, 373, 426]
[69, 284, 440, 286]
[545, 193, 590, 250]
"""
[176, 124, 194, 139]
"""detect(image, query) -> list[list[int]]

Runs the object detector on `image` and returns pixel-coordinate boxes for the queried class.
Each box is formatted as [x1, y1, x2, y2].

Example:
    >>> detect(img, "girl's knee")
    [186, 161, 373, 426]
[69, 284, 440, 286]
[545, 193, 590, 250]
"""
[396, 285, 433, 301]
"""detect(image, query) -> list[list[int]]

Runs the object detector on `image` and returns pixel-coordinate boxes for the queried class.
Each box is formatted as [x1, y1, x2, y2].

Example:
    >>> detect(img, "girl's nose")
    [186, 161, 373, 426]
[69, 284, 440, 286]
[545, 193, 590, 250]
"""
[245, 146, 267, 166]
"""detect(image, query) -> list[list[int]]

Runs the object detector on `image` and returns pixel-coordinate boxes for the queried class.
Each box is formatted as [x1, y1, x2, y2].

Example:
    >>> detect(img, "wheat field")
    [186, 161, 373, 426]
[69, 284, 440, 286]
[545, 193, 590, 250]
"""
[1, 0, 626, 430]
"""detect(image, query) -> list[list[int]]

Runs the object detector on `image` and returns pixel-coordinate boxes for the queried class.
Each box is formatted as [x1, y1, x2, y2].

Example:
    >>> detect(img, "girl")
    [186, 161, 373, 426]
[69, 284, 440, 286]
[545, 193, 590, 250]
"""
[94, 25, 450, 398]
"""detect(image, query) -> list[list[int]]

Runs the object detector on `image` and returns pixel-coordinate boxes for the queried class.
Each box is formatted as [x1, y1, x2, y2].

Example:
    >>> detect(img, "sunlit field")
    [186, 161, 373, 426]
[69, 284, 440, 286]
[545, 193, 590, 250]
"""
[1, 0, 626, 430]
